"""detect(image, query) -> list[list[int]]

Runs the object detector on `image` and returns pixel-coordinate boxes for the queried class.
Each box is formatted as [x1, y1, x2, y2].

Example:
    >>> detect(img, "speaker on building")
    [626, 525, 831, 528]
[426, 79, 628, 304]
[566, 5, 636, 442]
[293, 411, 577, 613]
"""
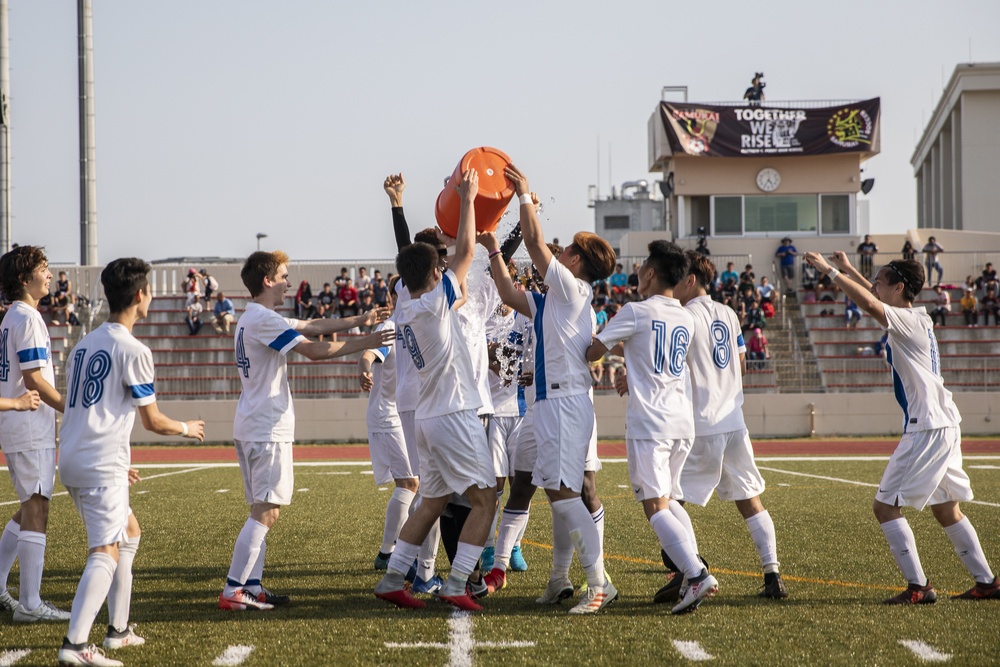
[659, 173, 674, 197]
[860, 178, 875, 195]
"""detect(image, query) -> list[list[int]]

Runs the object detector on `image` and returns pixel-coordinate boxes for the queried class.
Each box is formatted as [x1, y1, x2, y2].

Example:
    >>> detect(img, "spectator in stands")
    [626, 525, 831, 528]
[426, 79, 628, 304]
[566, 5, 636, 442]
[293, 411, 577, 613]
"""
[359, 290, 375, 325]
[182, 268, 199, 306]
[604, 351, 625, 388]
[775, 237, 798, 294]
[720, 262, 739, 287]
[295, 280, 317, 319]
[357, 266, 372, 293]
[55, 270, 73, 302]
[371, 276, 389, 308]
[978, 262, 998, 293]
[589, 355, 604, 386]
[739, 264, 756, 290]
[744, 299, 766, 332]
[738, 285, 758, 321]
[845, 296, 862, 329]
[757, 275, 775, 304]
[856, 234, 878, 278]
[626, 262, 640, 301]
[200, 268, 219, 302]
[963, 275, 978, 296]
[922, 236, 944, 286]
[929, 284, 950, 327]
[960, 288, 978, 327]
[334, 267, 350, 291]
[186, 293, 204, 335]
[609, 263, 628, 303]
[901, 239, 916, 262]
[720, 277, 738, 310]
[593, 301, 608, 331]
[338, 277, 359, 318]
[980, 287, 999, 326]
[592, 274, 610, 305]
[213, 291, 236, 334]
[316, 282, 336, 318]
[746, 327, 769, 367]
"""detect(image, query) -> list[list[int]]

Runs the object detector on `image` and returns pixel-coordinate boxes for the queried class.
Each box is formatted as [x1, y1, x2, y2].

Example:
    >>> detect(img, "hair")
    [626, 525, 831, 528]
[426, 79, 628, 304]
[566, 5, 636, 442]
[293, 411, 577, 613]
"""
[546, 243, 563, 256]
[0, 245, 48, 301]
[241, 250, 289, 297]
[217, 291, 225, 299]
[684, 250, 717, 290]
[388, 274, 401, 296]
[396, 242, 438, 292]
[568, 232, 616, 283]
[882, 260, 924, 302]
[413, 228, 443, 248]
[101, 257, 151, 313]
[645, 241, 688, 288]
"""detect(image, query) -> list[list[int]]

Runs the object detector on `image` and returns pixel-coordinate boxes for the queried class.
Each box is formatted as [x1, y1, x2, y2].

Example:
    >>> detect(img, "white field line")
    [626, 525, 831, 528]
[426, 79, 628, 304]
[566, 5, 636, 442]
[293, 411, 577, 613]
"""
[672, 640, 714, 662]
[448, 611, 475, 667]
[0, 466, 214, 507]
[759, 467, 1000, 508]
[385, 642, 449, 649]
[212, 645, 255, 666]
[0, 649, 32, 666]
[969, 465, 1000, 469]
[898, 640, 952, 662]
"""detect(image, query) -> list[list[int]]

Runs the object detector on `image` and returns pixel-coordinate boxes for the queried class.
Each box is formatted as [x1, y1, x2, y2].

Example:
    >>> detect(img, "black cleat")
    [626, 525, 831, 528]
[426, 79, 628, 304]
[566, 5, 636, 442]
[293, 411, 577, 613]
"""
[883, 582, 937, 605]
[654, 573, 684, 604]
[759, 572, 788, 599]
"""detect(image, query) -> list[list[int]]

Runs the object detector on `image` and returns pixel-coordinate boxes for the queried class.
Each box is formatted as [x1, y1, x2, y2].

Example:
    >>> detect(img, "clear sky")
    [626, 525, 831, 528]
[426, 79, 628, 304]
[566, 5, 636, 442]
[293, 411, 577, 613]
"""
[8, 0, 1000, 264]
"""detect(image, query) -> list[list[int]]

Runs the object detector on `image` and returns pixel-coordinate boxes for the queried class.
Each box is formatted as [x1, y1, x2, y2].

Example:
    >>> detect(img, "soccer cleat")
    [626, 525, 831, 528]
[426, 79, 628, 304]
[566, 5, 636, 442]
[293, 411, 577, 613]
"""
[952, 576, 1000, 600]
[438, 592, 484, 612]
[467, 577, 489, 600]
[760, 572, 789, 599]
[412, 574, 444, 595]
[509, 545, 528, 572]
[484, 568, 507, 594]
[654, 572, 684, 604]
[255, 588, 290, 606]
[374, 551, 392, 571]
[883, 582, 937, 605]
[671, 573, 719, 615]
[217, 589, 275, 611]
[480, 546, 495, 572]
[569, 579, 618, 614]
[577, 571, 614, 596]
[13, 600, 72, 622]
[536, 577, 575, 605]
[103, 624, 145, 650]
[57, 640, 123, 667]
[374, 581, 427, 609]
[404, 559, 418, 583]
[0, 589, 16, 612]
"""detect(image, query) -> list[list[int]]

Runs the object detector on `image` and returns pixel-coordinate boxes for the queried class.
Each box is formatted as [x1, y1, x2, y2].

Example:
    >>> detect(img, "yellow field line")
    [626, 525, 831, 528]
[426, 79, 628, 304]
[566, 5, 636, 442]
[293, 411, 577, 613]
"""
[519, 539, 961, 596]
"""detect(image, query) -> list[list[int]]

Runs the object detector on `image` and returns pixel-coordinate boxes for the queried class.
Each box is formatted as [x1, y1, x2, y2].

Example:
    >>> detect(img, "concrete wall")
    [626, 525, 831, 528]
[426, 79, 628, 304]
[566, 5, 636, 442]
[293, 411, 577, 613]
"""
[127, 392, 1000, 445]
[961, 90, 1000, 232]
[670, 154, 861, 197]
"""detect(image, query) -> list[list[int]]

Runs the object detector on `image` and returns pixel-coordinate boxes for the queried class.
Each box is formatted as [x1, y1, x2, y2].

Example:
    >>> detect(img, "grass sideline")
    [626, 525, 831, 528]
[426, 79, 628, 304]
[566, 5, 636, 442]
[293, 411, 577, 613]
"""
[0, 458, 998, 666]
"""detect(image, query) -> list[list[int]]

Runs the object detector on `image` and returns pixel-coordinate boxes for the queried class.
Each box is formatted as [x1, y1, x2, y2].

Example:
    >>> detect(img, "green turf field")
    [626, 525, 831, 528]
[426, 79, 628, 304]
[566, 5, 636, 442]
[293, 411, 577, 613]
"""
[2, 456, 999, 666]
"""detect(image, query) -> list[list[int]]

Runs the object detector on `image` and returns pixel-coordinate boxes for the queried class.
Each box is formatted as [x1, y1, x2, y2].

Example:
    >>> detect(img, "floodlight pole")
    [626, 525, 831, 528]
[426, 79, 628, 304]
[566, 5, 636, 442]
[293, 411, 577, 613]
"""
[0, 0, 11, 255]
[78, 0, 99, 265]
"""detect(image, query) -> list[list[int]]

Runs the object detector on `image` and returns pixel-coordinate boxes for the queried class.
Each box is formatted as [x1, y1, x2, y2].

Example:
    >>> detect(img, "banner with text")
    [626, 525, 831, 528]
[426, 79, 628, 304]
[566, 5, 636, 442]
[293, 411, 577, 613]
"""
[659, 98, 880, 157]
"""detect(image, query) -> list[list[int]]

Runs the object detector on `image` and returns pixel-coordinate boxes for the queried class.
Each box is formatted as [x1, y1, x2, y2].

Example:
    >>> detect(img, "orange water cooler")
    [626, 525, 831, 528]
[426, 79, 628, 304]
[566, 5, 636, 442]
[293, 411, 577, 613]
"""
[435, 147, 515, 238]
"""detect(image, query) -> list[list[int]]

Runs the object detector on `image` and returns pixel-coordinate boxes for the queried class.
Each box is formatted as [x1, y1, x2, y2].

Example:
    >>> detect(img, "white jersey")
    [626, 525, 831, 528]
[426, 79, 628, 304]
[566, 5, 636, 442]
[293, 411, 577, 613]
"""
[527, 256, 594, 401]
[597, 296, 695, 439]
[59, 323, 156, 487]
[393, 284, 418, 413]
[684, 295, 747, 436]
[487, 310, 531, 418]
[519, 318, 537, 423]
[366, 319, 402, 433]
[0, 301, 57, 453]
[883, 305, 961, 433]
[233, 302, 305, 442]
[395, 270, 481, 419]
[455, 277, 499, 416]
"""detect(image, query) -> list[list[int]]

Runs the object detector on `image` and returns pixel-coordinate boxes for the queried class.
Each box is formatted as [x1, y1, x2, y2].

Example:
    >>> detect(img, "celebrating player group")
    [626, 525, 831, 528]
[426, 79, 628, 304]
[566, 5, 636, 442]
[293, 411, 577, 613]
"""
[0, 165, 997, 666]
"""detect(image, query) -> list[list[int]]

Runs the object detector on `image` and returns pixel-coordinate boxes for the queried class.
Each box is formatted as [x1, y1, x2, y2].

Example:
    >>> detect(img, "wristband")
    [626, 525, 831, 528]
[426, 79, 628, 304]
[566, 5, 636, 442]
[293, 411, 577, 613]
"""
[827, 268, 840, 280]
[518, 193, 533, 206]
[489, 249, 503, 260]
[180, 421, 189, 437]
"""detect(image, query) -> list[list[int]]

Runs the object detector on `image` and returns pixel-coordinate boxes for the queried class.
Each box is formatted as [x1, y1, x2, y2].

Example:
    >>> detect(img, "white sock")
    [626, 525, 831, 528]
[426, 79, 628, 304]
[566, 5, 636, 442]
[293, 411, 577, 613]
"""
[381, 487, 415, 554]
[416, 519, 440, 582]
[553, 498, 605, 589]
[17, 530, 46, 610]
[880, 518, 927, 585]
[943, 517, 995, 584]
[668, 500, 698, 555]
[441, 542, 480, 596]
[649, 509, 702, 579]
[108, 536, 139, 632]
[384, 539, 420, 589]
[0, 520, 20, 594]
[244, 539, 267, 595]
[224, 519, 268, 596]
[550, 504, 574, 581]
[745, 510, 780, 573]
[483, 491, 504, 549]
[591, 505, 605, 551]
[67, 552, 117, 645]
[494, 508, 529, 572]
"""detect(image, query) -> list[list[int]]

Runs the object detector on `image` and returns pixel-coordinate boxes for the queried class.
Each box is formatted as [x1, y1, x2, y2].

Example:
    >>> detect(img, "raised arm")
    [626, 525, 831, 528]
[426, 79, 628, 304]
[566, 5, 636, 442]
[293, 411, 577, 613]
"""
[505, 165, 554, 280]
[385, 173, 411, 250]
[804, 251, 886, 327]
[479, 231, 531, 317]
[295, 307, 390, 337]
[291, 327, 394, 361]
[448, 169, 478, 284]
[829, 251, 871, 289]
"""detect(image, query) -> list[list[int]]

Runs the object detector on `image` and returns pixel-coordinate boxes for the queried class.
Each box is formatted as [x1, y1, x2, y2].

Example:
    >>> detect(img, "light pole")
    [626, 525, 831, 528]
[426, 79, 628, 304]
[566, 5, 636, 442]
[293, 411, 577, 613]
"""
[256, 232, 267, 251]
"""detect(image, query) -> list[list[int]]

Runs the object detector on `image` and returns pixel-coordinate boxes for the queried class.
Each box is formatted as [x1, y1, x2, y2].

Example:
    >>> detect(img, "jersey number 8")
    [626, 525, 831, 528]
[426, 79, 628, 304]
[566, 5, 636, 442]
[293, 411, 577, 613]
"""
[710, 321, 731, 369]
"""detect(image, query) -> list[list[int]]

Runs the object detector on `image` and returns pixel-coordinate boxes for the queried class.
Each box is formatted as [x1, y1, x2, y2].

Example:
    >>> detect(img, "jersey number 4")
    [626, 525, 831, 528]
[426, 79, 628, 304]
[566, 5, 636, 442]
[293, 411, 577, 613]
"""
[68, 348, 112, 408]
[236, 329, 251, 379]
[0, 329, 8, 382]
[652, 321, 690, 376]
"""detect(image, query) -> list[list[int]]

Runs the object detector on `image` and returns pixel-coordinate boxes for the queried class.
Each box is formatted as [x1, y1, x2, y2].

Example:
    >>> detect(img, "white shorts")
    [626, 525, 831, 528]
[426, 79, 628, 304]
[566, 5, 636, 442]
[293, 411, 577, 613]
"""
[67, 485, 131, 549]
[511, 414, 536, 474]
[680, 429, 766, 506]
[627, 438, 692, 502]
[876, 426, 973, 510]
[5, 449, 56, 503]
[532, 395, 595, 492]
[399, 410, 420, 469]
[234, 440, 294, 506]
[414, 410, 494, 499]
[368, 430, 416, 484]
[488, 415, 522, 478]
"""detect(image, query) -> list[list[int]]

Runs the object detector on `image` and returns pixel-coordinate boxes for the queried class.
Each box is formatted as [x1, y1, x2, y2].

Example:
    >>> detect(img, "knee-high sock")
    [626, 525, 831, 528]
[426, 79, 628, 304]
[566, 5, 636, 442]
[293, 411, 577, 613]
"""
[483, 491, 504, 549]
[224, 518, 268, 595]
[649, 509, 702, 579]
[17, 531, 46, 610]
[382, 488, 415, 554]
[416, 519, 440, 582]
[67, 552, 117, 645]
[744, 510, 779, 573]
[494, 508, 529, 572]
[591, 505, 605, 552]
[667, 500, 697, 555]
[550, 505, 574, 581]
[440, 542, 481, 596]
[943, 517, 995, 584]
[552, 498, 605, 589]
[380, 539, 420, 589]
[0, 520, 20, 594]
[107, 536, 139, 632]
[244, 538, 267, 595]
[880, 518, 926, 585]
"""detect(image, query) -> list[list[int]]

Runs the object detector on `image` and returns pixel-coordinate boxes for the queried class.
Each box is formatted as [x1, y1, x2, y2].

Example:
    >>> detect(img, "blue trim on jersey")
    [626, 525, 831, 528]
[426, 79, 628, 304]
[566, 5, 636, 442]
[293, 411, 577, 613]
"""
[130, 383, 155, 399]
[376, 345, 390, 358]
[736, 333, 745, 348]
[268, 328, 300, 351]
[16, 347, 48, 363]
[516, 382, 527, 416]
[442, 272, 457, 307]
[507, 330, 524, 346]
[531, 292, 547, 401]
[885, 343, 910, 432]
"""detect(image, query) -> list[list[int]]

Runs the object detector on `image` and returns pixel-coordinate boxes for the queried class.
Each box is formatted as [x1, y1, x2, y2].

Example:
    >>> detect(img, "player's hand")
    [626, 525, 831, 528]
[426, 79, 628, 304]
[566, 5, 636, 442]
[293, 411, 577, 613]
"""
[360, 371, 373, 392]
[477, 231, 499, 252]
[828, 251, 853, 272]
[366, 306, 391, 327]
[364, 328, 396, 349]
[14, 390, 40, 411]
[504, 165, 529, 197]
[127, 468, 142, 485]
[383, 173, 405, 207]
[530, 192, 541, 212]
[614, 370, 629, 397]
[459, 168, 479, 202]
[803, 251, 833, 275]
[185, 420, 206, 442]
[518, 370, 534, 387]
